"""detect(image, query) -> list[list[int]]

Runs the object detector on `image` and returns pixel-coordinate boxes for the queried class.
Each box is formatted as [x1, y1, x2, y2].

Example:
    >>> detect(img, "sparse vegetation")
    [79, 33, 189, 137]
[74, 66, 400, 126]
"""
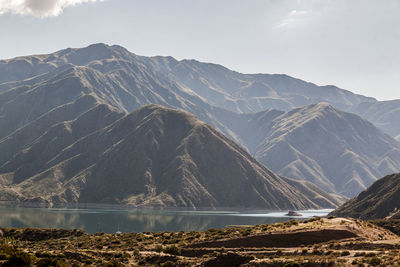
[0, 217, 399, 266]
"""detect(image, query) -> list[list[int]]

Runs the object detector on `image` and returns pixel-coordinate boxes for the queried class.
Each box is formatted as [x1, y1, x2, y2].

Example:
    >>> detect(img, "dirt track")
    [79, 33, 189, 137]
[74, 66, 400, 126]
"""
[187, 229, 357, 248]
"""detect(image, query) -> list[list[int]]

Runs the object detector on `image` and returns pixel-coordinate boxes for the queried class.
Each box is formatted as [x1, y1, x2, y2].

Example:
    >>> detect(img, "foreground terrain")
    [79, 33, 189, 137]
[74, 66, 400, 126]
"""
[1, 217, 400, 266]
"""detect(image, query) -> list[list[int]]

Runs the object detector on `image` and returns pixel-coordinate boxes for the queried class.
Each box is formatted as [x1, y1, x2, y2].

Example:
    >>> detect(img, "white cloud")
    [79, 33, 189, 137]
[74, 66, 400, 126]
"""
[0, 0, 103, 18]
[277, 9, 313, 28]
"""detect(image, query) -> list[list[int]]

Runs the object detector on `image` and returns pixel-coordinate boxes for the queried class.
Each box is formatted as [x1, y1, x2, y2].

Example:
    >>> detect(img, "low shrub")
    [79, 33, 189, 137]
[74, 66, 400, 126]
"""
[155, 244, 163, 252]
[341, 250, 351, 256]
[369, 256, 381, 266]
[37, 258, 68, 267]
[3, 251, 32, 267]
[163, 245, 181, 256]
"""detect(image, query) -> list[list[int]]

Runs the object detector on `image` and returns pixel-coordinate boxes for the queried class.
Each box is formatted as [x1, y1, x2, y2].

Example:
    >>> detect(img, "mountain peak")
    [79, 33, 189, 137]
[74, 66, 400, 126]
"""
[301, 102, 336, 113]
[123, 104, 206, 132]
[85, 42, 111, 49]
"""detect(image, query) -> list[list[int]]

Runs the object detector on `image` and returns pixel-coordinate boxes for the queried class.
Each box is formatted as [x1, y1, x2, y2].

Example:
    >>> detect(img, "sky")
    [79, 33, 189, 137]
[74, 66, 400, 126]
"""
[0, 0, 399, 101]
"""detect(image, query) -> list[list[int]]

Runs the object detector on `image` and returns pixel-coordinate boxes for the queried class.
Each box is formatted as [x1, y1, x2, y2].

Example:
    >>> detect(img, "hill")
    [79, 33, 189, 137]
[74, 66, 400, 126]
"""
[350, 100, 400, 141]
[0, 105, 331, 209]
[217, 103, 400, 197]
[1, 43, 400, 199]
[250, 103, 400, 197]
[0, 44, 375, 114]
[141, 55, 375, 113]
[330, 173, 400, 219]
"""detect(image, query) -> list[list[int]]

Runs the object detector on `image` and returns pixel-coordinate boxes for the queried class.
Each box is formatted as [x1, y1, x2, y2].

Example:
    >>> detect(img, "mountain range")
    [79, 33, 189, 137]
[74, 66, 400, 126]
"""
[244, 103, 400, 197]
[0, 104, 342, 209]
[1, 43, 399, 206]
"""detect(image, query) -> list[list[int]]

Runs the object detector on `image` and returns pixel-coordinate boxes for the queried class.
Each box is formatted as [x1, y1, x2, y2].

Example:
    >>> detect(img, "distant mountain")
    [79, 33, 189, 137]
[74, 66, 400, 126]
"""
[0, 44, 240, 145]
[143, 55, 400, 140]
[0, 44, 397, 140]
[349, 100, 400, 141]
[330, 173, 400, 219]
[0, 44, 375, 115]
[0, 105, 331, 209]
[281, 176, 346, 208]
[247, 103, 400, 197]
[214, 102, 400, 197]
[1, 43, 399, 200]
[143, 56, 375, 113]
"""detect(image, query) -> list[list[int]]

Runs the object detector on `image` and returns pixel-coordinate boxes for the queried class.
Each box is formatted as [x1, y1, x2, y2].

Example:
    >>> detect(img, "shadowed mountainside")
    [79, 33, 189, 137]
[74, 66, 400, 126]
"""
[215, 103, 400, 197]
[1, 43, 397, 139]
[250, 103, 400, 197]
[142, 55, 400, 141]
[0, 105, 333, 209]
[1, 43, 399, 200]
[330, 173, 400, 219]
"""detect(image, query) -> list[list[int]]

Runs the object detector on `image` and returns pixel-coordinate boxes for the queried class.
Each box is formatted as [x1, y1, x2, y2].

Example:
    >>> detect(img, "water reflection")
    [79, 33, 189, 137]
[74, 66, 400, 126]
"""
[0, 206, 332, 234]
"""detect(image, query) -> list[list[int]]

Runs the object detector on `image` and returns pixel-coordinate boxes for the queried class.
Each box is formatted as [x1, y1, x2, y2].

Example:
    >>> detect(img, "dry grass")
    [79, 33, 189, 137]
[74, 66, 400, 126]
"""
[0, 217, 399, 266]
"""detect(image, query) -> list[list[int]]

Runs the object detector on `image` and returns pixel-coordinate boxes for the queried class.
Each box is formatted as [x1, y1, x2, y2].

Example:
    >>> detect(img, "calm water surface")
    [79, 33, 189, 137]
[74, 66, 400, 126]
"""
[0, 206, 332, 234]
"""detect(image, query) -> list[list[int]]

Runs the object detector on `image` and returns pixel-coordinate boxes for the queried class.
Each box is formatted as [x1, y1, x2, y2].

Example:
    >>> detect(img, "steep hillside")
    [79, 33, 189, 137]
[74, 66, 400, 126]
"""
[0, 44, 240, 145]
[350, 100, 400, 139]
[1, 43, 399, 200]
[0, 44, 375, 115]
[0, 105, 328, 209]
[1, 43, 398, 139]
[252, 103, 400, 197]
[281, 177, 347, 208]
[142, 55, 400, 139]
[141, 56, 375, 113]
[330, 173, 400, 219]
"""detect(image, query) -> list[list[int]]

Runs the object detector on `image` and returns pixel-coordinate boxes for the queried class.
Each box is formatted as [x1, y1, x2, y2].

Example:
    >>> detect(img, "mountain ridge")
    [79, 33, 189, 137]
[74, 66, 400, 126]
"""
[223, 103, 400, 197]
[1, 43, 399, 200]
[0, 104, 336, 209]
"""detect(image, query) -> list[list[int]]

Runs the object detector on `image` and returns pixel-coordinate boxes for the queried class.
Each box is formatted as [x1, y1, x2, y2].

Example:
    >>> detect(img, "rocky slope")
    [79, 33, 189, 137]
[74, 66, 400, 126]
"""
[250, 103, 400, 197]
[142, 56, 375, 113]
[330, 173, 400, 219]
[143, 55, 400, 140]
[0, 44, 240, 145]
[0, 104, 333, 209]
[215, 103, 400, 197]
[1, 43, 399, 200]
[350, 100, 400, 140]
[1, 44, 398, 139]
[281, 177, 347, 208]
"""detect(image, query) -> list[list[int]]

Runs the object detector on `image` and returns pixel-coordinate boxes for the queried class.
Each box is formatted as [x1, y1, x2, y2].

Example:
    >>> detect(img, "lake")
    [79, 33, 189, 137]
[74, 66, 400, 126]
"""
[0, 206, 332, 234]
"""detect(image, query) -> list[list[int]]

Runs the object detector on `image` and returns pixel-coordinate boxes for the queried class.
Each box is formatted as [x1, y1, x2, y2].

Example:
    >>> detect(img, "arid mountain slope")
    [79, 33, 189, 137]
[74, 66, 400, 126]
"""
[142, 56, 375, 113]
[1, 43, 398, 139]
[1, 43, 399, 199]
[251, 103, 400, 197]
[0, 44, 240, 144]
[350, 100, 400, 140]
[0, 105, 329, 209]
[331, 173, 400, 219]
[143, 55, 400, 140]
[281, 176, 347, 208]
[216, 103, 400, 197]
